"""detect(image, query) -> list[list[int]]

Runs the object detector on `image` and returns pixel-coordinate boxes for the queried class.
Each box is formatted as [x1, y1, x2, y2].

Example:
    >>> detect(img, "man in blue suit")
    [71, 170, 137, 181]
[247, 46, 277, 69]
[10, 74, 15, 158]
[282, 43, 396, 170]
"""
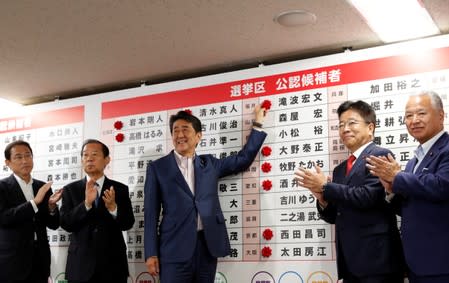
[367, 91, 449, 283]
[144, 105, 267, 283]
[296, 100, 405, 282]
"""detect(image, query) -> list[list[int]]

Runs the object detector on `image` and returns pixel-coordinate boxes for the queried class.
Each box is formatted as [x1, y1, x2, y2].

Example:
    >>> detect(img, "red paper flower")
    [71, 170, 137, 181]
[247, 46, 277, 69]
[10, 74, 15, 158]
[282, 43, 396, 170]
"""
[261, 246, 272, 258]
[261, 146, 272, 157]
[261, 162, 272, 173]
[262, 228, 274, 240]
[114, 120, 123, 130]
[262, 180, 272, 191]
[184, 109, 192, 115]
[115, 133, 125, 143]
[261, 100, 272, 111]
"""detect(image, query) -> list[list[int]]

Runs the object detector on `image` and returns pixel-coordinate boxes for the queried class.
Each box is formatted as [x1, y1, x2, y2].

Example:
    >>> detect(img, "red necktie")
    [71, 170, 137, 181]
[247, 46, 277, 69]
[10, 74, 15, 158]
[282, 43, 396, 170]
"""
[346, 155, 356, 176]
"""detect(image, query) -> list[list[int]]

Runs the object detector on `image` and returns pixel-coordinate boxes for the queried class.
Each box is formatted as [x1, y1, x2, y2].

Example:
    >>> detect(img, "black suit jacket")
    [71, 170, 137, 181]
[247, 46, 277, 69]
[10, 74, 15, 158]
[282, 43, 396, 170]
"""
[0, 174, 59, 280]
[318, 143, 405, 279]
[60, 176, 135, 281]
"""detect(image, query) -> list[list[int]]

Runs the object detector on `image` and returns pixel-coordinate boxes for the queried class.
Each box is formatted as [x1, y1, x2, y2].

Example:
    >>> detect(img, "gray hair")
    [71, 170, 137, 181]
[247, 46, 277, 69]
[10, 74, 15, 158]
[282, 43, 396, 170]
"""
[415, 90, 444, 111]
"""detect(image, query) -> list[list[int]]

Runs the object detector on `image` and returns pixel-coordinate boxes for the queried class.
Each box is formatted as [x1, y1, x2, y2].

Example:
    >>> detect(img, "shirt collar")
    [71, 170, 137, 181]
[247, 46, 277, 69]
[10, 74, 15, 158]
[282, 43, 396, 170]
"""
[87, 175, 105, 189]
[174, 150, 195, 165]
[420, 130, 445, 156]
[13, 173, 33, 187]
[351, 141, 372, 159]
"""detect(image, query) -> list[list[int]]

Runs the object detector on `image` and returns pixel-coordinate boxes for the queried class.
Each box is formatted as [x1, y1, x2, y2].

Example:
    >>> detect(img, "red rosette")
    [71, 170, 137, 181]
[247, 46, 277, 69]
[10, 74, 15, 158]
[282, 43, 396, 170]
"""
[114, 120, 123, 130]
[261, 246, 272, 258]
[261, 146, 272, 157]
[184, 109, 192, 115]
[261, 162, 272, 173]
[262, 228, 274, 241]
[262, 180, 272, 191]
[115, 133, 125, 143]
[261, 100, 272, 111]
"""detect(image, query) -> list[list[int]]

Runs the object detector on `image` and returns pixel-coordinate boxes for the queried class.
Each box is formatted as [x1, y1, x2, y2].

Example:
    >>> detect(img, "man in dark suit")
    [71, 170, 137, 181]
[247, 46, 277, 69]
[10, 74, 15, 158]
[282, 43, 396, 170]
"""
[144, 105, 267, 283]
[367, 91, 449, 283]
[60, 139, 135, 283]
[0, 140, 62, 283]
[295, 100, 404, 283]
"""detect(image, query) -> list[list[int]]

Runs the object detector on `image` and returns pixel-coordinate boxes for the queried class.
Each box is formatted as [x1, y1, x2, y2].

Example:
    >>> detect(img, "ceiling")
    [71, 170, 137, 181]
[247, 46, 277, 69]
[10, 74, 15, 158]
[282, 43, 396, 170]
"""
[1, 0, 449, 105]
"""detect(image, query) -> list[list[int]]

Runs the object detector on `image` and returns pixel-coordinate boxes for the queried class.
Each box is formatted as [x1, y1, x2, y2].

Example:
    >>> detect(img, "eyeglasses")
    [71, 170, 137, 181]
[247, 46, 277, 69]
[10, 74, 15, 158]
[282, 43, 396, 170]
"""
[338, 119, 369, 130]
[11, 152, 33, 161]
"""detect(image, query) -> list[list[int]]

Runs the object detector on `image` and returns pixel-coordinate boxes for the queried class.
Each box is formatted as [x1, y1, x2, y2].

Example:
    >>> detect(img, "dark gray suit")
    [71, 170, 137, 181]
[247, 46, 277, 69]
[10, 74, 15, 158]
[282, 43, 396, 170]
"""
[60, 176, 135, 282]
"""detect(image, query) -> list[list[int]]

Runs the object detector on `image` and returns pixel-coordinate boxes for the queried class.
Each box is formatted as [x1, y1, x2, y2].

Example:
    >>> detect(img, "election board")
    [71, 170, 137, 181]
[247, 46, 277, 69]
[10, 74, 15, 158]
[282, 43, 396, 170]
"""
[2, 34, 449, 283]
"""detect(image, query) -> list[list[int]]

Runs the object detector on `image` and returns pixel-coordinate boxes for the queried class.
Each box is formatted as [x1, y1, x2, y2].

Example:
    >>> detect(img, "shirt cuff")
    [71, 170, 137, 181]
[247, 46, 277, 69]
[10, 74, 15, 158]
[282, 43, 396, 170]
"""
[109, 207, 118, 218]
[385, 192, 395, 202]
[29, 200, 38, 213]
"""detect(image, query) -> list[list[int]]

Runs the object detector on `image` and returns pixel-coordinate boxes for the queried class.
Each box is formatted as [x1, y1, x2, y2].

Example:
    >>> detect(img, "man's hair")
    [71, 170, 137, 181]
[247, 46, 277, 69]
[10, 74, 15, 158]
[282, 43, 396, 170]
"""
[81, 139, 110, 157]
[337, 100, 376, 124]
[337, 100, 376, 135]
[169, 110, 202, 134]
[416, 90, 444, 111]
[4, 140, 33, 160]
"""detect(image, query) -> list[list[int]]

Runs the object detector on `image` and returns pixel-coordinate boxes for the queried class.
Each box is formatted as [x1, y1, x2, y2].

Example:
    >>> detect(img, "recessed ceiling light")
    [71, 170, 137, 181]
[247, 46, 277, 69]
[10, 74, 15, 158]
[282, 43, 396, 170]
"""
[274, 10, 317, 27]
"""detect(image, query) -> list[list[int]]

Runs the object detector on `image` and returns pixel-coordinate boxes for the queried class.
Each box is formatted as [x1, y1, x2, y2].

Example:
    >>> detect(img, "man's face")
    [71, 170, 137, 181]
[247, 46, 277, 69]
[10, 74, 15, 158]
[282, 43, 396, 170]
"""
[5, 145, 34, 181]
[405, 95, 444, 144]
[81, 143, 110, 176]
[172, 119, 202, 157]
[338, 109, 374, 152]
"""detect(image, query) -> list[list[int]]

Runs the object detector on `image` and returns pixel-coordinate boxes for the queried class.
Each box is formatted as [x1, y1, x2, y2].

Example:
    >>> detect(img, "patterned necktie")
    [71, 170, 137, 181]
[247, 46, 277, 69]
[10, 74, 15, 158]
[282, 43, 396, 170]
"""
[413, 145, 424, 173]
[94, 182, 100, 207]
[346, 154, 356, 176]
[415, 145, 424, 160]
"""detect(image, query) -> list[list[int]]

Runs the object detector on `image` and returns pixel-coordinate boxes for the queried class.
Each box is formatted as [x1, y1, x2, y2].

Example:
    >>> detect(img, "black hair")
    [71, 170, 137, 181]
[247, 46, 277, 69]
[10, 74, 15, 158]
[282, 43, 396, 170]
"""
[81, 139, 110, 157]
[4, 140, 33, 160]
[169, 110, 202, 134]
[337, 100, 376, 133]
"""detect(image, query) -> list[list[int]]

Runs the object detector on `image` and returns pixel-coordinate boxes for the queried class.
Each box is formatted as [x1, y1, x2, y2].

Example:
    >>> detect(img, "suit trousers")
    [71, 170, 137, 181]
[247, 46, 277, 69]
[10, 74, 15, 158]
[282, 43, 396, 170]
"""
[160, 231, 218, 283]
[341, 273, 404, 283]
[408, 270, 449, 283]
[0, 242, 49, 283]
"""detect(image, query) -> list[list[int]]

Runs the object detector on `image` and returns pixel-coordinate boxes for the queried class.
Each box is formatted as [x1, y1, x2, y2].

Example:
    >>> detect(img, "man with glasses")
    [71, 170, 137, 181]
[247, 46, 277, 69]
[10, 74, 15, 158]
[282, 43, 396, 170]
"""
[0, 140, 62, 283]
[295, 100, 404, 282]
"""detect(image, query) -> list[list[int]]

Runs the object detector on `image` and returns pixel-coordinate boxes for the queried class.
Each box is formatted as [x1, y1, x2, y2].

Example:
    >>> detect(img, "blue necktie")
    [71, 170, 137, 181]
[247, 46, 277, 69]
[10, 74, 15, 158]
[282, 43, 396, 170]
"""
[94, 182, 100, 207]
[413, 145, 424, 173]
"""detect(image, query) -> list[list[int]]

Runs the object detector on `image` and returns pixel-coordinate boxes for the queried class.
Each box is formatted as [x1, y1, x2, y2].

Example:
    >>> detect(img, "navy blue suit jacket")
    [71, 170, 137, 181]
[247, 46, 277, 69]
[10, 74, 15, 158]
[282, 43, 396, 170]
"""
[60, 176, 135, 281]
[0, 175, 59, 281]
[144, 129, 266, 263]
[318, 143, 404, 278]
[392, 132, 449, 276]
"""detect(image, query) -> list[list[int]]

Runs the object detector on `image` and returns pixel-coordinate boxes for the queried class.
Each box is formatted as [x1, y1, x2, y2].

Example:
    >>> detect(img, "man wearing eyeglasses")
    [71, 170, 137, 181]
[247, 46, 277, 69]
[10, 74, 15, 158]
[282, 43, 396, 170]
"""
[0, 140, 62, 283]
[295, 100, 405, 283]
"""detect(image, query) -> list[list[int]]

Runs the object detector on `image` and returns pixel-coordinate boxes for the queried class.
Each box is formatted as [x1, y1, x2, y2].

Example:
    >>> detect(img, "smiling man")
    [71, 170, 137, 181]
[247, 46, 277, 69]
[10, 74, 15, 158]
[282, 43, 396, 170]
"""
[295, 100, 405, 283]
[144, 105, 267, 283]
[367, 91, 449, 283]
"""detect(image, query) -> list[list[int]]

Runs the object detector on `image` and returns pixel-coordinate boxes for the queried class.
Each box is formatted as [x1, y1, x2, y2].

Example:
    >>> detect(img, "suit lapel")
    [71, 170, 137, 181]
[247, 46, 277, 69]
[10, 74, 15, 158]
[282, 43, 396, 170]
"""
[345, 143, 374, 182]
[405, 157, 418, 173]
[169, 151, 194, 198]
[7, 174, 28, 202]
[193, 156, 204, 196]
[415, 132, 449, 174]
